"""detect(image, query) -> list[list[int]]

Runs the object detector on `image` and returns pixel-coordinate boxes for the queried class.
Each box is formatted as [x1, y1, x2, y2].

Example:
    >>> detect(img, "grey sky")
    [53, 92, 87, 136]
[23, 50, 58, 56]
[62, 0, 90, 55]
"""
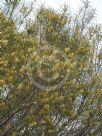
[35, 0, 102, 24]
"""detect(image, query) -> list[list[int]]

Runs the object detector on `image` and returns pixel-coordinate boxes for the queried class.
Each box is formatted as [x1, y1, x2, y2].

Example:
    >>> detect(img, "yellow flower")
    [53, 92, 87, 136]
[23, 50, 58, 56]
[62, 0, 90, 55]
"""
[29, 122, 37, 127]
[47, 27, 53, 33]
[12, 132, 17, 136]
[17, 83, 23, 90]
[0, 40, 8, 47]
[52, 63, 60, 71]
[20, 65, 27, 74]
[64, 48, 70, 53]
[48, 130, 53, 133]
[44, 116, 51, 123]
[0, 102, 5, 108]
[79, 90, 83, 93]
[41, 98, 49, 104]
[11, 52, 15, 57]
[48, 13, 53, 20]
[8, 76, 13, 82]
[39, 72, 44, 78]
[68, 53, 74, 58]
[44, 104, 49, 109]
[42, 40, 47, 46]
[0, 80, 4, 86]
[28, 48, 32, 53]
[40, 120, 46, 124]
[70, 62, 76, 69]
[54, 92, 58, 97]
[56, 96, 64, 101]
[15, 58, 19, 63]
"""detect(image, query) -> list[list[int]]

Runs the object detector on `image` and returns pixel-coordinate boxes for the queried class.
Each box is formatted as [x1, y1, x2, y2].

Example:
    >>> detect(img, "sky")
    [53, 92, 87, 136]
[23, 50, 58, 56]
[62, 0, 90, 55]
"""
[34, 0, 102, 24]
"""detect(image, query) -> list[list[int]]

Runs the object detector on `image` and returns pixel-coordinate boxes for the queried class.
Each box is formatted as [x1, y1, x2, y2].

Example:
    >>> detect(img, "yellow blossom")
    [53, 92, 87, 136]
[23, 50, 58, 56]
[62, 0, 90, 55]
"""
[29, 122, 37, 127]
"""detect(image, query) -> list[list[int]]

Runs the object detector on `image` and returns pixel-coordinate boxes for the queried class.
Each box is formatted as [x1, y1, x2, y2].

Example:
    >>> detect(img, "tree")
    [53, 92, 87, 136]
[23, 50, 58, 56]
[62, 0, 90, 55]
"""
[0, 0, 102, 136]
